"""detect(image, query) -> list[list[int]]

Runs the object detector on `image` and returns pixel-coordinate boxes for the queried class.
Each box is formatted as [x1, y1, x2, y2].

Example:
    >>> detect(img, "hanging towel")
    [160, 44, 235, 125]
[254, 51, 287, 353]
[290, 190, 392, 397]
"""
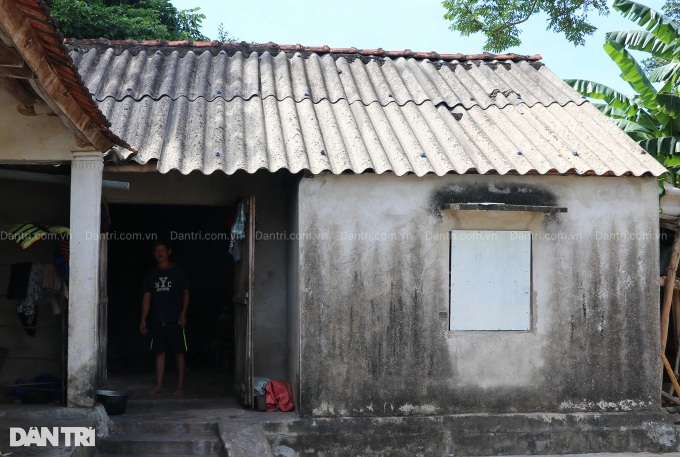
[16, 263, 44, 337]
[229, 200, 246, 262]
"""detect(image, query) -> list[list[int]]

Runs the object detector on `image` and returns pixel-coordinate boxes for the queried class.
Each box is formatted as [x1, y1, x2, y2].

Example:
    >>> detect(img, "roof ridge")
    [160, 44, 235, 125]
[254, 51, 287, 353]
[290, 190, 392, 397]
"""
[65, 38, 542, 62]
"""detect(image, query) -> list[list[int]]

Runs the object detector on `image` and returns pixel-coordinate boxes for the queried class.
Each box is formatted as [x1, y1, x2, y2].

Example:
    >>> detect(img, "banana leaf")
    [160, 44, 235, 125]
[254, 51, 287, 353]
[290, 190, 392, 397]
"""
[657, 93, 680, 117]
[592, 103, 629, 119]
[639, 136, 680, 157]
[611, 118, 651, 136]
[636, 108, 664, 131]
[604, 40, 658, 108]
[649, 62, 680, 83]
[613, 0, 680, 45]
[606, 30, 680, 60]
[663, 156, 680, 167]
[564, 79, 635, 114]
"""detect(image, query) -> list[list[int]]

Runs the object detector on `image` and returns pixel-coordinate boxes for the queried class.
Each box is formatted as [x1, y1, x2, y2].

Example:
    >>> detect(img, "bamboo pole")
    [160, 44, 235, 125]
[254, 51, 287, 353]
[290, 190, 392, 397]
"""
[662, 352, 680, 398]
[661, 233, 680, 351]
[669, 290, 680, 395]
[673, 290, 680, 380]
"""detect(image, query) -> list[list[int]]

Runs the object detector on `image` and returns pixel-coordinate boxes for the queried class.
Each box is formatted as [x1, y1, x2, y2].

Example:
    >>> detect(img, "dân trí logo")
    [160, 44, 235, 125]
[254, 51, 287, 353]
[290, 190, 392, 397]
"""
[10, 427, 95, 447]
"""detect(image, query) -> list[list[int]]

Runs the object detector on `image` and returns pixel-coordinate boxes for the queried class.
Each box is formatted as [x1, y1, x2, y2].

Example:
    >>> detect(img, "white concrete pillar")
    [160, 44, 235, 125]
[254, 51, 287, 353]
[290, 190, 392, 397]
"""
[67, 151, 103, 407]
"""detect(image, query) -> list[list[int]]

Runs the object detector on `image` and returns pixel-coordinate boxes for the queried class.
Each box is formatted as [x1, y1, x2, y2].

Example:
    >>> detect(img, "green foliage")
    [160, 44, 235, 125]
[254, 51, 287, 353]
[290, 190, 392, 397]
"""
[566, 79, 636, 113]
[46, 0, 208, 41]
[442, 0, 609, 52]
[566, 1, 680, 184]
[217, 22, 238, 43]
[641, 1, 680, 75]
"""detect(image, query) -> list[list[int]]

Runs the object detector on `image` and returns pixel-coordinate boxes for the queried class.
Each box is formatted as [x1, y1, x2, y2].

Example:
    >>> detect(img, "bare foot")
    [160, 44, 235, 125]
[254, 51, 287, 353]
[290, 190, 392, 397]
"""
[148, 385, 163, 394]
[174, 386, 184, 396]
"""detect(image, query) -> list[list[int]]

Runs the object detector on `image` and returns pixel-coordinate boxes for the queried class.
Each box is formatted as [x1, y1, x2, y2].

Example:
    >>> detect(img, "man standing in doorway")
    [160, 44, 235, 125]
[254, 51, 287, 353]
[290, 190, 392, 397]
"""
[139, 240, 190, 395]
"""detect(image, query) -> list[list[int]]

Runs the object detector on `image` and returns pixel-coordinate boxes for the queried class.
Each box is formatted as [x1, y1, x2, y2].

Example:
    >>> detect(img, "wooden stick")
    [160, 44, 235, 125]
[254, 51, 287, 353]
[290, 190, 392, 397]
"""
[672, 289, 680, 395]
[661, 390, 680, 406]
[669, 296, 680, 395]
[662, 352, 680, 400]
[660, 275, 680, 290]
[661, 233, 680, 351]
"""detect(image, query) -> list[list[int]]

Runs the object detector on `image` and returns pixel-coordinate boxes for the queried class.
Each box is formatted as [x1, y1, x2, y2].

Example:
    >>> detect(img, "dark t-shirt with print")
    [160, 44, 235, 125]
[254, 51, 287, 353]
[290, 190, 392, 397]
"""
[142, 265, 190, 323]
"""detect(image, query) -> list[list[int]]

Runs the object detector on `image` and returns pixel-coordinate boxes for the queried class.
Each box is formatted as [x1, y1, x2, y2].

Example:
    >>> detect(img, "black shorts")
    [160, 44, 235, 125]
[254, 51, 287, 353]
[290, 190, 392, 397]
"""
[149, 322, 187, 355]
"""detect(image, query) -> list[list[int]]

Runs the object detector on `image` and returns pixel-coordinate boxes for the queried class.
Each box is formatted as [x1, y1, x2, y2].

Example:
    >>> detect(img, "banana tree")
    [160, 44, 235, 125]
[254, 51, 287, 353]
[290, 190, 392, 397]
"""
[565, 0, 680, 185]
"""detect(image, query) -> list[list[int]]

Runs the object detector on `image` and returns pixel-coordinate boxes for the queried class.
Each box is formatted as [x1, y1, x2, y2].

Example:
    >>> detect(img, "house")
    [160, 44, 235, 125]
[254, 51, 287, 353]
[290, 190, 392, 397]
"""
[60, 39, 677, 454]
[0, 22, 674, 452]
[0, 0, 130, 409]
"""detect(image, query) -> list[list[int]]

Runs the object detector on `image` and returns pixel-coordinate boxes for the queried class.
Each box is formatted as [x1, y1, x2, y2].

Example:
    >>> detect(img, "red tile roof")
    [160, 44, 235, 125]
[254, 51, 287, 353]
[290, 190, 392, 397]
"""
[7, 0, 134, 153]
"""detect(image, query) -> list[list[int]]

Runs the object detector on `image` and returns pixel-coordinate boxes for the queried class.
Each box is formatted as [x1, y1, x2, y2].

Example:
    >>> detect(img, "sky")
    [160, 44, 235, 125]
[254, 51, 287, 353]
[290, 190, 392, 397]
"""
[171, 0, 666, 95]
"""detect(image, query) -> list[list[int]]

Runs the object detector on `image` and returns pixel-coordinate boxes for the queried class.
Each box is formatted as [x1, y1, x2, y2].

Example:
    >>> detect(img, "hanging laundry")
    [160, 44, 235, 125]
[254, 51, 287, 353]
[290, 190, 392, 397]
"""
[42, 264, 65, 315]
[6, 262, 32, 300]
[54, 239, 69, 286]
[230, 234, 242, 263]
[16, 263, 44, 337]
[58, 238, 69, 260]
[15, 312, 37, 337]
[42, 264, 60, 292]
[5, 223, 69, 249]
[229, 200, 246, 262]
[231, 201, 246, 237]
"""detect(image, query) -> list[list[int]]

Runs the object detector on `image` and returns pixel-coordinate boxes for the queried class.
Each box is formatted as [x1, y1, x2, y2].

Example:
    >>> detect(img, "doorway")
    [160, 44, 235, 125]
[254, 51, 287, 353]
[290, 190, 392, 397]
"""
[106, 203, 236, 397]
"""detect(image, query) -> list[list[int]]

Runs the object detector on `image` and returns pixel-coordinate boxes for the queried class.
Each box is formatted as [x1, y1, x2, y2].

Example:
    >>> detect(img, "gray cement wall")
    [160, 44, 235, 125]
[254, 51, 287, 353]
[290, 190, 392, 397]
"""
[264, 411, 677, 455]
[0, 179, 70, 390]
[0, 89, 85, 162]
[103, 169, 290, 380]
[296, 173, 660, 417]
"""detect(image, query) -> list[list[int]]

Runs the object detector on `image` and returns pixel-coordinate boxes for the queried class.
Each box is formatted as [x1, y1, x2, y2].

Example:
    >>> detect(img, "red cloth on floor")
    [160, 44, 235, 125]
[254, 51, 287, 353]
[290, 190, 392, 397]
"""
[265, 380, 294, 412]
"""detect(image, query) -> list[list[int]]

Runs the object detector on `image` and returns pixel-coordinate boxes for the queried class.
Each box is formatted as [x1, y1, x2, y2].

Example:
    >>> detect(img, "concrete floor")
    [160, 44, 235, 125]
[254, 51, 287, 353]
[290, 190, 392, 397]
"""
[100, 368, 294, 417]
[103, 368, 236, 403]
[0, 369, 296, 456]
[101, 369, 296, 432]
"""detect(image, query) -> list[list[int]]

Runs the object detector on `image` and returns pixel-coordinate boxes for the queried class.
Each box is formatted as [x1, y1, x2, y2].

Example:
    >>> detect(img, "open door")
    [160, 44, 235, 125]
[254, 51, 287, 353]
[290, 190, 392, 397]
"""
[234, 196, 255, 406]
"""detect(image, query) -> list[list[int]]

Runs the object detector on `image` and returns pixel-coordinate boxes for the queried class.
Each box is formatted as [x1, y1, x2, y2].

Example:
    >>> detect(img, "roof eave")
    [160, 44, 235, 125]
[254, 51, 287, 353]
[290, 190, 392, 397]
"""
[0, 0, 133, 153]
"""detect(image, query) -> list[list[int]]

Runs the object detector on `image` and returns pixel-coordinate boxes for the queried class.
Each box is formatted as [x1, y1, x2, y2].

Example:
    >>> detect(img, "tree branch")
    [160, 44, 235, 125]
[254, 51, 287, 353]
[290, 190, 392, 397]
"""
[486, 0, 590, 37]
[487, 0, 540, 35]
[551, 0, 589, 21]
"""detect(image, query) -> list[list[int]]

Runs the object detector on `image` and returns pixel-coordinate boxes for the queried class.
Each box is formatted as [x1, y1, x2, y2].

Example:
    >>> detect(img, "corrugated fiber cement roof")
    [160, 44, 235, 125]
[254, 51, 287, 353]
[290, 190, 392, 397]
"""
[68, 40, 667, 177]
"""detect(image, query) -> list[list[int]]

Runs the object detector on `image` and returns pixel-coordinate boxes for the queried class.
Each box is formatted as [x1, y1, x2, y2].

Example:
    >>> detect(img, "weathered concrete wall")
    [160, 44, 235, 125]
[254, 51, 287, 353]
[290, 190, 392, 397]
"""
[0, 178, 70, 388]
[103, 169, 289, 380]
[297, 173, 660, 417]
[0, 89, 84, 162]
[263, 411, 677, 455]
